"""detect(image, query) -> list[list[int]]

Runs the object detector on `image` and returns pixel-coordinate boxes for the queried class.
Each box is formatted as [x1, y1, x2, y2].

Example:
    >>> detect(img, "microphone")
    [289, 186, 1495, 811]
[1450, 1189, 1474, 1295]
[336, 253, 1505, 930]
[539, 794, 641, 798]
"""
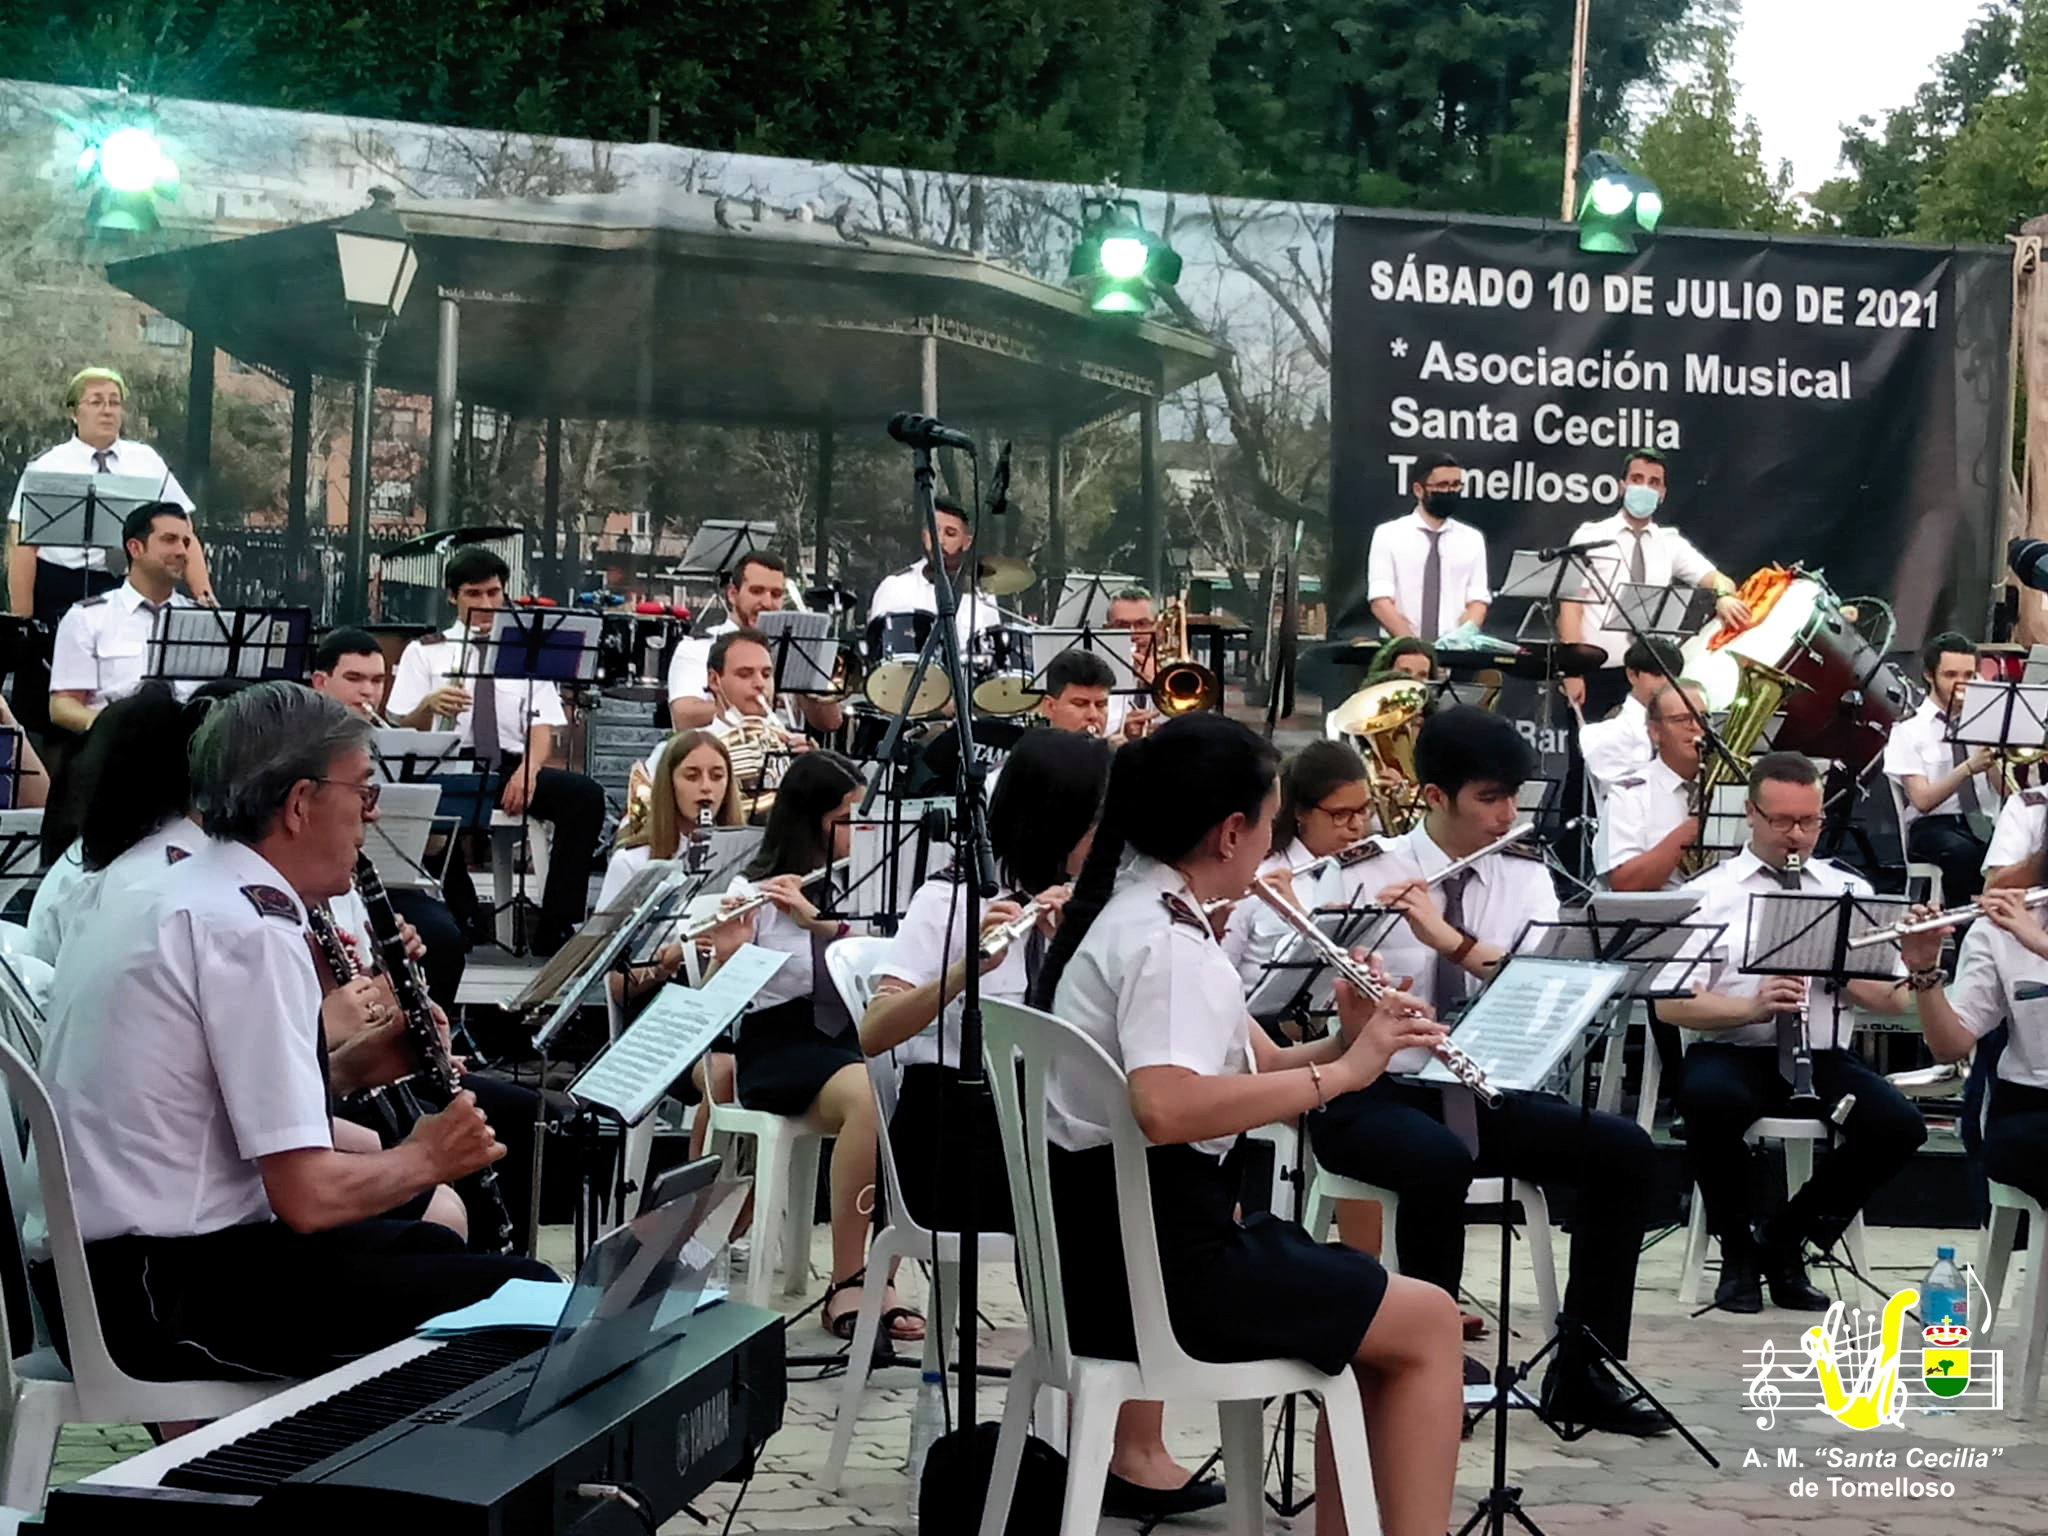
[887, 412, 978, 454]
[2010, 537, 2048, 593]
[1537, 538, 1618, 561]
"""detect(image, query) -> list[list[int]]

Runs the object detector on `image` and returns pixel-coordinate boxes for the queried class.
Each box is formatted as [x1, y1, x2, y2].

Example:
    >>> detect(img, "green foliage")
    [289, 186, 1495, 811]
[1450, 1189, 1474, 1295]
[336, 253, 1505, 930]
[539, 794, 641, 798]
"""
[0, 0, 1716, 216]
[1633, 29, 1798, 233]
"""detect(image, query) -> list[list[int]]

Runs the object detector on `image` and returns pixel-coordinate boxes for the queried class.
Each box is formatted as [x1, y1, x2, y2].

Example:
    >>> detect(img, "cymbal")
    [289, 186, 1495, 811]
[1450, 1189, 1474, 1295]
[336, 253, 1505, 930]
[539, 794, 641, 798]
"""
[974, 555, 1036, 597]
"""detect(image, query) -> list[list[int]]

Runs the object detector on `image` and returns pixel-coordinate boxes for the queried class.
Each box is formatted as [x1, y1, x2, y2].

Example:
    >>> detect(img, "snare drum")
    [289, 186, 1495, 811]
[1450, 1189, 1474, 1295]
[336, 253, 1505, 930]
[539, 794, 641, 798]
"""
[863, 612, 952, 717]
[1679, 573, 1907, 773]
[970, 626, 1042, 716]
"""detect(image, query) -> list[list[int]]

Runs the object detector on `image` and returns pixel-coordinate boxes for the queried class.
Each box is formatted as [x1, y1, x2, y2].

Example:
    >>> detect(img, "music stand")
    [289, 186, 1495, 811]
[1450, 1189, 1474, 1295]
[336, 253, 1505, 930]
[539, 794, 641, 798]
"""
[678, 520, 777, 582]
[1244, 898, 1388, 1027]
[0, 809, 42, 916]
[369, 727, 472, 782]
[360, 781, 447, 895]
[1052, 571, 1137, 628]
[1615, 583, 1717, 641]
[0, 732, 36, 814]
[146, 606, 314, 685]
[1025, 627, 1145, 698]
[838, 797, 954, 929]
[755, 610, 840, 696]
[1948, 679, 2048, 753]
[16, 469, 158, 606]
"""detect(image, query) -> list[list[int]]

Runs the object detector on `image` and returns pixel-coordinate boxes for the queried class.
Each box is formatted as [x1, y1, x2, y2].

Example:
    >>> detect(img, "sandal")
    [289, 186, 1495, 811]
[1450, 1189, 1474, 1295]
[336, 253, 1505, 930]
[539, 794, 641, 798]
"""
[820, 1270, 928, 1343]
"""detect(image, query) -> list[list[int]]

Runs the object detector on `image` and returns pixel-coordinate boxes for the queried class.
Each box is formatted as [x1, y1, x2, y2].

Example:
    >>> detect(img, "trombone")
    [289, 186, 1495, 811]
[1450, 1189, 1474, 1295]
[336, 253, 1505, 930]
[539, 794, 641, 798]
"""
[1150, 595, 1223, 716]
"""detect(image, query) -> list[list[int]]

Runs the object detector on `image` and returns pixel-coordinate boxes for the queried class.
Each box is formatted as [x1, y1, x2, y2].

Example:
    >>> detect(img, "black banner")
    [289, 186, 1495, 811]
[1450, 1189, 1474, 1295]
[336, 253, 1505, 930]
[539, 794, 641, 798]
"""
[1328, 215, 2012, 646]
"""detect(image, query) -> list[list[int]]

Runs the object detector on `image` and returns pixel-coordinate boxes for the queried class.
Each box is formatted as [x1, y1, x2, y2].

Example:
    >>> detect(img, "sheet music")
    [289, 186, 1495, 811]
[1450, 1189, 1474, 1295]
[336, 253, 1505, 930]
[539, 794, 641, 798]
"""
[149, 607, 313, 682]
[1412, 956, 1630, 1094]
[569, 944, 789, 1124]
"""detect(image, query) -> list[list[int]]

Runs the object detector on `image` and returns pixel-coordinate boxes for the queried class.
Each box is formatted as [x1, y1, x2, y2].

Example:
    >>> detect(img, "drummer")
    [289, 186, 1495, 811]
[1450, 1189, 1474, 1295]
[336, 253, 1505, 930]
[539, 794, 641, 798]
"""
[669, 551, 843, 738]
[1883, 631, 2003, 906]
[1555, 450, 1750, 720]
[867, 498, 1002, 646]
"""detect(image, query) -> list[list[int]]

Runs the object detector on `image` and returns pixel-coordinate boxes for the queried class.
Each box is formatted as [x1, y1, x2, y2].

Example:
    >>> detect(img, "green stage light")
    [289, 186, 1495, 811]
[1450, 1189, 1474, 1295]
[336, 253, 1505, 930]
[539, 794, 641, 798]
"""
[71, 102, 179, 235]
[1576, 150, 1662, 255]
[1069, 197, 1182, 316]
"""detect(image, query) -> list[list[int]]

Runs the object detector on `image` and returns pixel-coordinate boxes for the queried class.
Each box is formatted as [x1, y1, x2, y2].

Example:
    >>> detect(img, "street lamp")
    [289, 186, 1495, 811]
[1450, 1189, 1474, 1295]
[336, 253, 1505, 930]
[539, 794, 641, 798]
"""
[335, 186, 418, 620]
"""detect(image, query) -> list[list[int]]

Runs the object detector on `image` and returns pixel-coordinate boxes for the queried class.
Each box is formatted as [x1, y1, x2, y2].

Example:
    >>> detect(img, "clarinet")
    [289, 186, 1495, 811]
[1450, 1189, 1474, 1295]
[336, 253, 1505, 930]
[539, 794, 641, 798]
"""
[308, 905, 426, 1144]
[352, 852, 517, 1254]
[1774, 854, 1820, 1108]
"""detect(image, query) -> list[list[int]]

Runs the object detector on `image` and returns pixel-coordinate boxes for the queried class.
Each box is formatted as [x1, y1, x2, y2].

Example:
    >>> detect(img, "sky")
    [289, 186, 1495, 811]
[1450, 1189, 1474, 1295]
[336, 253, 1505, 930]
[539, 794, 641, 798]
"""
[1730, 0, 1996, 194]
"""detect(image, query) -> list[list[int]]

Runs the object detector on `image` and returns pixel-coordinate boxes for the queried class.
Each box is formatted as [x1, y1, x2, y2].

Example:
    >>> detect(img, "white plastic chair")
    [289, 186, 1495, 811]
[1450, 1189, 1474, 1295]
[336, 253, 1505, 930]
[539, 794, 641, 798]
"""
[0, 1033, 286, 1514]
[819, 938, 1019, 1487]
[1977, 1180, 2048, 1420]
[1885, 777, 1944, 909]
[1299, 1138, 1561, 1342]
[703, 1090, 826, 1308]
[1677, 1117, 1871, 1304]
[488, 811, 552, 947]
[977, 999, 1382, 1536]
[1595, 1001, 1664, 1134]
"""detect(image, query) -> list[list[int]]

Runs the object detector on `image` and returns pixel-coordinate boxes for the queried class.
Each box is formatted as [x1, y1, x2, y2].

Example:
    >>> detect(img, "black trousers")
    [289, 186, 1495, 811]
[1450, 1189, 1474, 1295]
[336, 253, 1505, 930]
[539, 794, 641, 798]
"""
[387, 886, 468, 1012]
[32, 1218, 552, 1382]
[9, 560, 118, 740]
[1677, 1043, 1927, 1247]
[1308, 1077, 1654, 1361]
[1985, 1078, 2048, 1208]
[436, 754, 605, 945]
[331, 1072, 541, 1255]
[1907, 813, 1988, 906]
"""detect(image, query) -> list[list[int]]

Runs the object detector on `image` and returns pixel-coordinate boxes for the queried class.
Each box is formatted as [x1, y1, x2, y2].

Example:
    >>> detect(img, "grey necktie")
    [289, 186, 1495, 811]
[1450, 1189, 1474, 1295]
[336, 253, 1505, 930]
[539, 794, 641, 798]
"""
[1419, 528, 1444, 643]
[470, 636, 500, 769]
[1628, 528, 1649, 587]
[1433, 869, 1482, 1152]
[91, 449, 111, 474]
[1951, 736, 1985, 816]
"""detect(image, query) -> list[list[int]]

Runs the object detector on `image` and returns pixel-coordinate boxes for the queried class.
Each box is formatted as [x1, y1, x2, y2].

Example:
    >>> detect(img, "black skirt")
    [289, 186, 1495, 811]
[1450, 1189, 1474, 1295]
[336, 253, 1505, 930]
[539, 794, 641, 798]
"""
[1049, 1140, 1385, 1378]
[735, 997, 863, 1116]
[889, 1063, 1015, 1234]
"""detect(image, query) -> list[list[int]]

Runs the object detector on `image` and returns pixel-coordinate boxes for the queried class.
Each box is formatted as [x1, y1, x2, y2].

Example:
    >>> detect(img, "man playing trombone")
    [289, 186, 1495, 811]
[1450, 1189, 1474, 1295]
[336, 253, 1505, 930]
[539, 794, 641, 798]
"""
[1303, 706, 1666, 1436]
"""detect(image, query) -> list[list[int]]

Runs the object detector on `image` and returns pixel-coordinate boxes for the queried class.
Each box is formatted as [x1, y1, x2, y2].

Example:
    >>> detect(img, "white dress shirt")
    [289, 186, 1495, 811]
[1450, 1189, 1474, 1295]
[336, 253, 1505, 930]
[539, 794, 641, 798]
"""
[24, 843, 90, 967]
[1221, 838, 1380, 997]
[598, 844, 653, 912]
[665, 620, 737, 705]
[1984, 788, 2046, 873]
[867, 564, 1001, 642]
[8, 436, 194, 571]
[1945, 920, 2048, 1091]
[386, 622, 569, 758]
[1365, 510, 1489, 639]
[727, 873, 817, 1013]
[1048, 855, 1255, 1159]
[1882, 699, 1999, 828]
[1563, 512, 1717, 668]
[875, 873, 1032, 1071]
[1677, 846, 1900, 1050]
[1362, 824, 1560, 1074]
[47, 580, 196, 708]
[1580, 696, 1652, 801]
[40, 838, 331, 1243]
[1598, 756, 1692, 886]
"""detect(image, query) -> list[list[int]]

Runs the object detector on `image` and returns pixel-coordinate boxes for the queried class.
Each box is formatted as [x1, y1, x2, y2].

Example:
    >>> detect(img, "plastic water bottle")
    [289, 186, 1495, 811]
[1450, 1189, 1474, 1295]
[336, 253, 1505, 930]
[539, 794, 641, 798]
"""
[904, 1367, 947, 1527]
[1922, 1246, 1966, 1330]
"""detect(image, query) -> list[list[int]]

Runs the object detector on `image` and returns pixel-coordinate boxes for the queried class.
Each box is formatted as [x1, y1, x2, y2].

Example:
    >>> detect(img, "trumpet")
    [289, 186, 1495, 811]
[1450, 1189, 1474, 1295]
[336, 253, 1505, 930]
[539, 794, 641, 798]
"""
[1247, 874, 1501, 1105]
[1846, 886, 2048, 949]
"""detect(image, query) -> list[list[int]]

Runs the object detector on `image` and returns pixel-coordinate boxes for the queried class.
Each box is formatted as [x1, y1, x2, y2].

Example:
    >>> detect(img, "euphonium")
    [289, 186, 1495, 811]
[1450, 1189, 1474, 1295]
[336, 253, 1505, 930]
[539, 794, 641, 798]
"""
[1327, 676, 1428, 836]
[1149, 597, 1223, 716]
[1678, 653, 1798, 878]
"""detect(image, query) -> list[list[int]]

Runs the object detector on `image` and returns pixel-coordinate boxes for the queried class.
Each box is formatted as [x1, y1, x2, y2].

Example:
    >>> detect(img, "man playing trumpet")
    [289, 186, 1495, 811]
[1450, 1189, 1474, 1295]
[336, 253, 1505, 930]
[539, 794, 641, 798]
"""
[704, 627, 810, 822]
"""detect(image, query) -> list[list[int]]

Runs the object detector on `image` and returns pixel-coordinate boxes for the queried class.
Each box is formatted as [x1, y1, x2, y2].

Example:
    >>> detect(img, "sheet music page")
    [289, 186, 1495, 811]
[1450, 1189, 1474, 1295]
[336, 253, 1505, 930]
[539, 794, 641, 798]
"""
[570, 944, 789, 1124]
[1413, 956, 1629, 1095]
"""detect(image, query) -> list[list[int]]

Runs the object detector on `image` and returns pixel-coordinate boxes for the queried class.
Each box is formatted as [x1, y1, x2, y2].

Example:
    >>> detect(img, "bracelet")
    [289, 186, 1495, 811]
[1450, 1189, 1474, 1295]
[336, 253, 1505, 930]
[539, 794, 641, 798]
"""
[1906, 966, 1945, 993]
[1308, 1061, 1327, 1111]
[1448, 932, 1477, 966]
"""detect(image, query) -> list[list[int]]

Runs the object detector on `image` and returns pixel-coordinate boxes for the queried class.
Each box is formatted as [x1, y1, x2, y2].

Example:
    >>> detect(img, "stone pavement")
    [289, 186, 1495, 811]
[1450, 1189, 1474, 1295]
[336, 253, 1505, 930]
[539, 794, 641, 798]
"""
[37, 1219, 2047, 1533]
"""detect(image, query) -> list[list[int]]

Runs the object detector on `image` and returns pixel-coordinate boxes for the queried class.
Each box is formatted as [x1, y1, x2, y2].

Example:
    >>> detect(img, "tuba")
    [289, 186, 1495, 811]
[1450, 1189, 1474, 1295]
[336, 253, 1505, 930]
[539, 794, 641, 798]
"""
[1149, 597, 1224, 716]
[1678, 652, 1800, 878]
[1328, 677, 1429, 836]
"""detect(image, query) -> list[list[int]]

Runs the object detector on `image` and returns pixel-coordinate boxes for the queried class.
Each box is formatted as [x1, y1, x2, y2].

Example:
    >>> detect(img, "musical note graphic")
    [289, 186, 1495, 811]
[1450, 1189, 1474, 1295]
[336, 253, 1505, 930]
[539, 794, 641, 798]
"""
[1746, 1339, 1783, 1429]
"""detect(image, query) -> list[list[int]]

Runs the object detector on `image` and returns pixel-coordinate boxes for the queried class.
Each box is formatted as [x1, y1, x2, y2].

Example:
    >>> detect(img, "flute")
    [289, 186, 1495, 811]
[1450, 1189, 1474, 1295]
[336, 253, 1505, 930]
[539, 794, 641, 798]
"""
[1248, 874, 1502, 1106]
[671, 860, 848, 948]
[1846, 887, 2048, 949]
[979, 897, 1051, 958]
[1290, 821, 1533, 882]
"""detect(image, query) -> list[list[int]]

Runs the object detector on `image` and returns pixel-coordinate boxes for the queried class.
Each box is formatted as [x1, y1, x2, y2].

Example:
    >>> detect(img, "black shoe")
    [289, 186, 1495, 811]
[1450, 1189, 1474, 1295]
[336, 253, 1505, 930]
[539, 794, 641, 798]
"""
[1713, 1239, 1763, 1314]
[1761, 1237, 1830, 1312]
[1101, 1471, 1227, 1520]
[1540, 1362, 1671, 1437]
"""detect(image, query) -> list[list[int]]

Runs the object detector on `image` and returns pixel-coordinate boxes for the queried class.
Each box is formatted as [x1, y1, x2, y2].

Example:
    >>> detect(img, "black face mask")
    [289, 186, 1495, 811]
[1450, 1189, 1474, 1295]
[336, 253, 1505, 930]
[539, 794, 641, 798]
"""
[1424, 490, 1462, 516]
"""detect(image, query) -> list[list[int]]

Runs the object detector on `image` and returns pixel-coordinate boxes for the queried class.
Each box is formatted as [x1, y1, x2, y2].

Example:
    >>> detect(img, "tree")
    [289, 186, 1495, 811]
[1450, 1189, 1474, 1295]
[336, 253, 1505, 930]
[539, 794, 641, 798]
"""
[1632, 30, 1797, 232]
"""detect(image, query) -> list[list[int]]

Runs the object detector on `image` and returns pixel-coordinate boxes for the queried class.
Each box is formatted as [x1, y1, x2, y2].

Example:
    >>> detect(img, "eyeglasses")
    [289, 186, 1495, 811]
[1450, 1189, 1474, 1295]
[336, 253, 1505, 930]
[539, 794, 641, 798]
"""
[1311, 800, 1371, 827]
[1750, 809, 1820, 834]
[313, 778, 381, 813]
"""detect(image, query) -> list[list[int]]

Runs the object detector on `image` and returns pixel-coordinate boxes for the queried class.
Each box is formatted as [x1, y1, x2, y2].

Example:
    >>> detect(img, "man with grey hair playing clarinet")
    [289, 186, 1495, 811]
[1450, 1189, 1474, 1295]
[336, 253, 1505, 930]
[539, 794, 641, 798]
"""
[33, 681, 551, 1383]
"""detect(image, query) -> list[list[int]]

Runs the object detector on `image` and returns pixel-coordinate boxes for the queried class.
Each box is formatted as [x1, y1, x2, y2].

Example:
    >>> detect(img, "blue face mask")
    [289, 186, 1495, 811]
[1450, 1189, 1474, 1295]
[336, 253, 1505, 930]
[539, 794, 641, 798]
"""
[1622, 483, 1661, 518]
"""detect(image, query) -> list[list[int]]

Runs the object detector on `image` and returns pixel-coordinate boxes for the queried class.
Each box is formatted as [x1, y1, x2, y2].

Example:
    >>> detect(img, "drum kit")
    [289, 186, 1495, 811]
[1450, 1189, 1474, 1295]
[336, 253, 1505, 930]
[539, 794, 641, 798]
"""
[855, 555, 1050, 721]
